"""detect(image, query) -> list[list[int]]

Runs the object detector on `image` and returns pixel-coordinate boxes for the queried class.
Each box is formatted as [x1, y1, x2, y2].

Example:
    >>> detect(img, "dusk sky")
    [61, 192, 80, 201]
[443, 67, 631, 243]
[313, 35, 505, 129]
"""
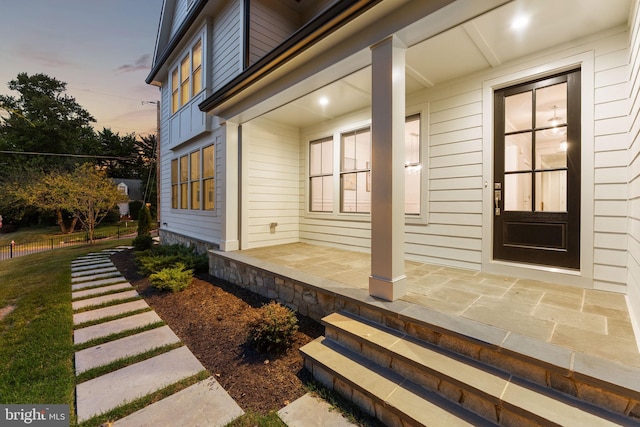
[0, 0, 163, 137]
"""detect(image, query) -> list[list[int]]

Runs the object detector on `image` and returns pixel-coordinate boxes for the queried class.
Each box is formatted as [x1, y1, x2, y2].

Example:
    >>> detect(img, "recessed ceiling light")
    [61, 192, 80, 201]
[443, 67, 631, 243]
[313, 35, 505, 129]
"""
[511, 15, 529, 31]
[319, 96, 329, 106]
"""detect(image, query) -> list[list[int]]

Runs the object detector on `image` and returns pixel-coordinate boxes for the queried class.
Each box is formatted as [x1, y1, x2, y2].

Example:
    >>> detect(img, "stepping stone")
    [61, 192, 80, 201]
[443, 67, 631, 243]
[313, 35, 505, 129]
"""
[72, 277, 127, 291]
[76, 347, 205, 422]
[72, 283, 132, 300]
[72, 266, 118, 277]
[71, 262, 114, 272]
[73, 300, 149, 325]
[74, 326, 181, 374]
[112, 377, 243, 427]
[72, 290, 139, 311]
[74, 311, 162, 345]
[72, 259, 111, 267]
[72, 271, 122, 283]
[116, 246, 134, 250]
[278, 393, 356, 427]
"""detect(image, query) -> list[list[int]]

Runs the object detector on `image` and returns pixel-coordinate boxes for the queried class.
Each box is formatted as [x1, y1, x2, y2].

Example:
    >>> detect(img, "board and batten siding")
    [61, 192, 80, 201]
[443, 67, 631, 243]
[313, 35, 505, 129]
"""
[627, 0, 640, 334]
[242, 118, 301, 248]
[212, 0, 242, 92]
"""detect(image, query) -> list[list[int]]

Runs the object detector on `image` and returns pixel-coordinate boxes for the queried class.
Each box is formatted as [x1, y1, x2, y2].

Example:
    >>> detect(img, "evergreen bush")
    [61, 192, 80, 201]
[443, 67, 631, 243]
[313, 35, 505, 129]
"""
[247, 301, 299, 353]
[149, 262, 193, 292]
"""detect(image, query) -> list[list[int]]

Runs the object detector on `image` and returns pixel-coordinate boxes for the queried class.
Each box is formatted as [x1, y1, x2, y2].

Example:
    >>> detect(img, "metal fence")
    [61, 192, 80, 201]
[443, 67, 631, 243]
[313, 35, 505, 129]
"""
[0, 227, 139, 261]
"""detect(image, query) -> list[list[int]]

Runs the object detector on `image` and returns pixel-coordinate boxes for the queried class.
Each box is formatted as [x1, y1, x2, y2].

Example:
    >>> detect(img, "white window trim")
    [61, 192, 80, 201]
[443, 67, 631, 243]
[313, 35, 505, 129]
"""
[170, 29, 206, 115]
[303, 103, 429, 225]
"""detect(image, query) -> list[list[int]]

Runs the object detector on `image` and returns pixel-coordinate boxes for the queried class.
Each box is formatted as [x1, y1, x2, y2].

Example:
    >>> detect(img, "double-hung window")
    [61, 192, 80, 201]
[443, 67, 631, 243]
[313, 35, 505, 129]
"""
[179, 155, 189, 209]
[171, 38, 203, 114]
[203, 144, 215, 210]
[310, 116, 422, 215]
[170, 144, 215, 210]
[190, 150, 200, 209]
[341, 128, 371, 213]
[309, 137, 333, 212]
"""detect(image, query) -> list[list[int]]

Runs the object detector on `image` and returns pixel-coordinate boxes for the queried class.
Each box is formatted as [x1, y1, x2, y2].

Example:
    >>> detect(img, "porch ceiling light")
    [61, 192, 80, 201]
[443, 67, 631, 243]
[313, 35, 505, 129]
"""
[319, 96, 329, 106]
[511, 15, 529, 31]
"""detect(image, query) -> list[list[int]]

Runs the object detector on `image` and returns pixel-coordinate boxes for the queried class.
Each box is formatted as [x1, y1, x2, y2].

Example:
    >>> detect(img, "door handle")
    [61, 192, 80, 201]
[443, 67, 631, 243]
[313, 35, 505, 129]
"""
[494, 189, 501, 216]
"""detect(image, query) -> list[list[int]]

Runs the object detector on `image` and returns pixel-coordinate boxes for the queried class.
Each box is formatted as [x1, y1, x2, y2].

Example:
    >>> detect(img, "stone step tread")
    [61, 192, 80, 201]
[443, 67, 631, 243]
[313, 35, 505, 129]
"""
[71, 262, 115, 272]
[72, 290, 140, 311]
[74, 311, 163, 345]
[72, 271, 122, 283]
[73, 300, 149, 325]
[75, 346, 206, 422]
[72, 266, 118, 277]
[322, 312, 623, 427]
[324, 312, 507, 399]
[301, 338, 490, 427]
[112, 377, 243, 427]
[278, 393, 357, 427]
[72, 283, 133, 300]
[72, 277, 127, 291]
[72, 255, 111, 264]
[75, 326, 181, 374]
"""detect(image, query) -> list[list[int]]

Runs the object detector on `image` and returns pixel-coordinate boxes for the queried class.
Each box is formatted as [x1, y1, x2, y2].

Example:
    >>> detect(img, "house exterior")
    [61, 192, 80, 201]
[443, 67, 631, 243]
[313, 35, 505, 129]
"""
[112, 178, 143, 217]
[146, 0, 640, 344]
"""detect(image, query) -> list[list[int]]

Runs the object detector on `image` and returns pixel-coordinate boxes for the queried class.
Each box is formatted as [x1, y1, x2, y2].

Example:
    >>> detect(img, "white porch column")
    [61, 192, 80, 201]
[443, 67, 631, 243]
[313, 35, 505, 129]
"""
[369, 35, 407, 301]
[220, 121, 239, 251]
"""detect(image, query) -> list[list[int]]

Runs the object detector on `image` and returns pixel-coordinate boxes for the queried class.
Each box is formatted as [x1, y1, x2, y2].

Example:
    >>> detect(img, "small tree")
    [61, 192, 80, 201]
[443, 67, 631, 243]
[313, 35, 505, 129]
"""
[137, 204, 152, 236]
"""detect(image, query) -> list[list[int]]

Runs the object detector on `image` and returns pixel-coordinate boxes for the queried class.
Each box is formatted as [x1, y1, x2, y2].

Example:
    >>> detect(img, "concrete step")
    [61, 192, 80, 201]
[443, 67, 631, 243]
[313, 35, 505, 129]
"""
[301, 337, 491, 426]
[112, 377, 244, 427]
[72, 283, 133, 300]
[74, 311, 163, 345]
[72, 277, 127, 291]
[76, 346, 206, 422]
[302, 311, 633, 426]
[71, 271, 122, 283]
[73, 299, 149, 325]
[72, 290, 139, 311]
[74, 325, 181, 374]
[71, 262, 114, 272]
[71, 266, 118, 277]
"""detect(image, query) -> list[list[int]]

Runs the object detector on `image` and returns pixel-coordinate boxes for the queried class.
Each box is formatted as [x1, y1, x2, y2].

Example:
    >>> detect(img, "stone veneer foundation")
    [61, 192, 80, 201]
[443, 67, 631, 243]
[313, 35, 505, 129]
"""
[208, 248, 640, 420]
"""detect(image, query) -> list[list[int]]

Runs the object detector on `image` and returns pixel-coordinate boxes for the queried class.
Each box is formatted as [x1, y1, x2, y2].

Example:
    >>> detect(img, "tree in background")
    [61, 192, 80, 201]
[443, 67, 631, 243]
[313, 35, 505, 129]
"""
[68, 164, 126, 243]
[0, 73, 96, 176]
[0, 73, 158, 229]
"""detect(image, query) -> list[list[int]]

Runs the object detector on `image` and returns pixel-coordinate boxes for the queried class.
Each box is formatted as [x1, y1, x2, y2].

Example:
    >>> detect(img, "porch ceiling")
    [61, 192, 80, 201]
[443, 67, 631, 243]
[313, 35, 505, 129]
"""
[260, 0, 631, 128]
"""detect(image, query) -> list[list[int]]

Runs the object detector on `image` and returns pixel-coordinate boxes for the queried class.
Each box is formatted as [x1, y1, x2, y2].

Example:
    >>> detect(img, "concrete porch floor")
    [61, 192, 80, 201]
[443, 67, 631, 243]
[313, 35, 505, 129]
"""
[237, 242, 640, 368]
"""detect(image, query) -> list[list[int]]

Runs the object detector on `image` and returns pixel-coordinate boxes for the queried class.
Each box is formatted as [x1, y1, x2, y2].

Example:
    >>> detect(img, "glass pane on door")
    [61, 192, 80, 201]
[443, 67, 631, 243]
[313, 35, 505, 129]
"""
[535, 170, 567, 212]
[504, 173, 532, 211]
[505, 91, 532, 132]
[505, 133, 532, 172]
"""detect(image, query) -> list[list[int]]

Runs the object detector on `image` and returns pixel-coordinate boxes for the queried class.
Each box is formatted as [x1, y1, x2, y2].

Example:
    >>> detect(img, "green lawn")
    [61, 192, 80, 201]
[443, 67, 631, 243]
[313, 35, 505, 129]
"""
[0, 240, 131, 422]
[0, 222, 138, 245]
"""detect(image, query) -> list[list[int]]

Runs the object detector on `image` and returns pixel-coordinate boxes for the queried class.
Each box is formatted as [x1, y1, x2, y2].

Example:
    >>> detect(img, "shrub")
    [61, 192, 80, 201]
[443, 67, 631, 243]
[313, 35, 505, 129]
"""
[137, 205, 153, 236]
[136, 244, 208, 275]
[247, 301, 299, 353]
[149, 262, 193, 292]
[132, 234, 154, 251]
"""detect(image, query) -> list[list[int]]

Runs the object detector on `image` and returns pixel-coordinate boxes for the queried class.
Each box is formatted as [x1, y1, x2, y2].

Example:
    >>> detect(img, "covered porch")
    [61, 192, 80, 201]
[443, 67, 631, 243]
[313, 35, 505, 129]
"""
[211, 242, 640, 368]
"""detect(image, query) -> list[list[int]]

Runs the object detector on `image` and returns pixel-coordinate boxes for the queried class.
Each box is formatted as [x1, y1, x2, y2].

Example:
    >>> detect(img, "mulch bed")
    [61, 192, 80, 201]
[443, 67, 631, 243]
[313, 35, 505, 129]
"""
[110, 249, 325, 415]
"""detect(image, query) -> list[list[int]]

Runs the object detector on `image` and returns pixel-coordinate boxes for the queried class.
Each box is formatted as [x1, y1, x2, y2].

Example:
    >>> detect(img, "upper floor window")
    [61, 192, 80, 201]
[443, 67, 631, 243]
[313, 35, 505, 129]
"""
[171, 38, 203, 114]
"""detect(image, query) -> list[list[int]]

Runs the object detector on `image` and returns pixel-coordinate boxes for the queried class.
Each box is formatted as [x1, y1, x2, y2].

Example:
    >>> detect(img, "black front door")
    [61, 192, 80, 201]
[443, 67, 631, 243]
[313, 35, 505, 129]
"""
[493, 69, 581, 269]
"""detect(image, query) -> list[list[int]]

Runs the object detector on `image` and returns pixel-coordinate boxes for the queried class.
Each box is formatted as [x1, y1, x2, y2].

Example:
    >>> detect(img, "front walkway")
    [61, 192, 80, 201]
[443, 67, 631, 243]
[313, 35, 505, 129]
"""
[237, 243, 640, 368]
